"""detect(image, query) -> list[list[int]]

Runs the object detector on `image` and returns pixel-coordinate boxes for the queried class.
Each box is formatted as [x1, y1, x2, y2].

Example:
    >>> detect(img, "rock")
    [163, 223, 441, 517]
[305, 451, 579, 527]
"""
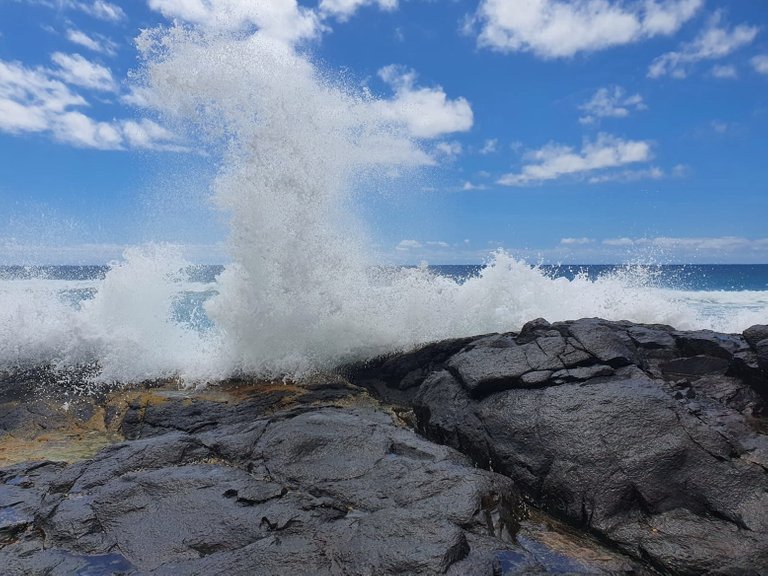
[673, 329, 746, 360]
[447, 339, 531, 397]
[343, 337, 475, 404]
[566, 319, 640, 367]
[1, 377, 648, 575]
[5, 318, 768, 576]
[661, 354, 730, 378]
[757, 339, 768, 373]
[351, 318, 768, 575]
[744, 325, 768, 349]
[626, 324, 676, 349]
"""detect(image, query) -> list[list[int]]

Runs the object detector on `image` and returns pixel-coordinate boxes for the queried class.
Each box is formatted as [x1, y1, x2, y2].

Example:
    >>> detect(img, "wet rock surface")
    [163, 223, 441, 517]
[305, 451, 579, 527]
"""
[349, 319, 768, 575]
[0, 371, 648, 575]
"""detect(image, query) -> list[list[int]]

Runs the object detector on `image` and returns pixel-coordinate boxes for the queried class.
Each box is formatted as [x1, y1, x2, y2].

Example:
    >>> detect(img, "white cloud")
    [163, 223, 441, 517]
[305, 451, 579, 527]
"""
[479, 138, 497, 154]
[672, 163, 689, 177]
[462, 181, 488, 191]
[319, 0, 398, 21]
[435, 140, 462, 158]
[752, 55, 768, 75]
[395, 239, 423, 251]
[471, 0, 702, 59]
[77, 0, 126, 22]
[602, 236, 768, 255]
[0, 58, 182, 151]
[0, 60, 85, 133]
[560, 237, 594, 245]
[648, 13, 759, 78]
[710, 64, 737, 79]
[579, 86, 646, 124]
[602, 237, 636, 246]
[66, 29, 100, 52]
[51, 52, 116, 92]
[588, 166, 664, 183]
[121, 85, 153, 107]
[120, 118, 187, 152]
[147, 0, 320, 44]
[52, 111, 123, 148]
[498, 133, 652, 186]
[375, 65, 473, 139]
[66, 29, 117, 56]
[0, 98, 49, 133]
[0, 241, 228, 265]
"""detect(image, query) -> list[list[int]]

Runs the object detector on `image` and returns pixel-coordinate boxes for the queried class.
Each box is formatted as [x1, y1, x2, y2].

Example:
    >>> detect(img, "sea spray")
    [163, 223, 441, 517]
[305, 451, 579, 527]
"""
[1, 24, 766, 384]
[0, 245, 222, 383]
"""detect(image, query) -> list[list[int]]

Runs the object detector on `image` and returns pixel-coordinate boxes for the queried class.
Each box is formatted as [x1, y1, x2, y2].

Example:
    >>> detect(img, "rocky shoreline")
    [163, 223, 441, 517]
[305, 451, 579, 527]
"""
[2, 318, 767, 575]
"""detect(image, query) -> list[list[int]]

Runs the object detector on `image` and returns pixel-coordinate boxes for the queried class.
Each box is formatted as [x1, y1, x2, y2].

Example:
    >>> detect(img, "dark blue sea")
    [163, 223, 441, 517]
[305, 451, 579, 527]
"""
[3, 264, 768, 291]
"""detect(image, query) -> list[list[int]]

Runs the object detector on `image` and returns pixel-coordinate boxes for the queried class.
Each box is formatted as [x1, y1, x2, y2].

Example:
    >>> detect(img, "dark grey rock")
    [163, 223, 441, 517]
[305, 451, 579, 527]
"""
[566, 319, 639, 367]
[661, 354, 730, 378]
[447, 341, 531, 397]
[744, 325, 768, 349]
[757, 339, 768, 373]
[2, 382, 644, 576]
[6, 318, 768, 576]
[673, 329, 745, 360]
[351, 318, 768, 575]
[627, 324, 676, 349]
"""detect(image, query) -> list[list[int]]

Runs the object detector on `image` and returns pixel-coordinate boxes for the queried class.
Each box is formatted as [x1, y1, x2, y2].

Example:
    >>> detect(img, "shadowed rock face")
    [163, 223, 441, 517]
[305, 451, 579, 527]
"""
[0, 375, 650, 575]
[349, 319, 768, 576]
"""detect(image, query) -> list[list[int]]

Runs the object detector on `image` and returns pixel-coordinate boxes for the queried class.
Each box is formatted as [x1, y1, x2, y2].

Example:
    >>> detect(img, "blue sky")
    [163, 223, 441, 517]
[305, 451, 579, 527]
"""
[0, 0, 767, 264]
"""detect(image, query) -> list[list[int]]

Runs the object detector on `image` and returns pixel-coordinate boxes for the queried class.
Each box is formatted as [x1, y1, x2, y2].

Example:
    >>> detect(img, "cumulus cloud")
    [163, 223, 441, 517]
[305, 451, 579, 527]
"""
[498, 133, 652, 186]
[434, 140, 463, 159]
[77, 0, 125, 22]
[66, 29, 117, 56]
[648, 13, 759, 78]
[319, 0, 397, 21]
[0, 58, 182, 150]
[579, 86, 646, 124]
[588, 166, 664, 183]
[560, 237, 594, 245]
[0, 59, 86, 133]
[147, 0, 320, 44]
[395, 239, 423, 251]
[470, 0, 702, 59]
[752, 55, 768, 75]
[602, 237, 636, 247]
[479, 138, 497, 154]
[462, 181, 488, 191]
[395, 239, 453, 252]
[51, 52, 116, 92]
[52, 111, 122, 148]
[710, 64, 738, 79]
[375, 65, 473, 139]
[601, 236, 768, 255]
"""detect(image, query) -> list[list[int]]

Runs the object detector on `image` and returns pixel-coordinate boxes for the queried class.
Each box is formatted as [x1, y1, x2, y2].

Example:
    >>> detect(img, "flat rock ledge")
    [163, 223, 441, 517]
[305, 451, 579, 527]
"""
[0, 318, 766, 575]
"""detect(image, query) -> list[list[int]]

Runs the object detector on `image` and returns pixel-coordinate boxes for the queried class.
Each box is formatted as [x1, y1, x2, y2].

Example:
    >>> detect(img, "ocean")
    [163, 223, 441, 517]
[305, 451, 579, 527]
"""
[1, 258, 766, 386]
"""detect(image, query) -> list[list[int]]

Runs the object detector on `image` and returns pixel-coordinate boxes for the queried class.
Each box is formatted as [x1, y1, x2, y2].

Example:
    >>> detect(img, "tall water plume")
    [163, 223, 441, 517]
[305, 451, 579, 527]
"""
[132, 24, 752, 379]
